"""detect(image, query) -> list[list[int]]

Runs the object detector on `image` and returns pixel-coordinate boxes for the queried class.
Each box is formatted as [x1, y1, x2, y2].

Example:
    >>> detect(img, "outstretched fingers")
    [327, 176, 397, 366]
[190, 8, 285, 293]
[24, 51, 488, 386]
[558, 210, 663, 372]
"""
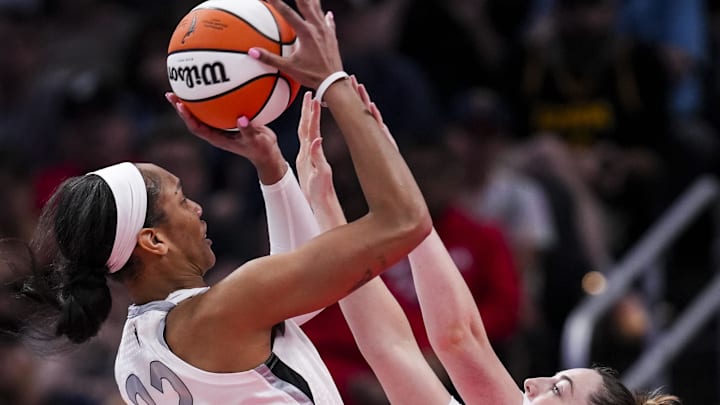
[348, 76, 389, 130]
[268, 0, 308, 29]
[165, 92, 211, 136]
[249, 0, 307, 68]
[248, 46, 285, 70]
[298, 91, 313, 143]
[349, 76, 379, 123]
[165, 92, 181, 105]
[369, 102, 387, 128]
[297, 92, 313, 185]
[297, 93, 324, 192]
[295, 0, 325, 26]
[297, 93, 322, 154]
[325, 10, 335, 29]
[165, 93, 214, 140]
[308, 98, 322, 142]
[345, 78, 397, 150]
[350, 76, 372, 109]
[255, 0, 341, 88]
[309, 137, 329, 169]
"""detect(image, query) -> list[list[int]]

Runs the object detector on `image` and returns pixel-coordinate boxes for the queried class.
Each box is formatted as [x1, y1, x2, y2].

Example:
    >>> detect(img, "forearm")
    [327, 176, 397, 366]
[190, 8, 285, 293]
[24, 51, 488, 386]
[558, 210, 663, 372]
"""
[408, 229, 522, 403]
[408, 229, 485, 347]
[323, 81, 429, 234]
[260, 166, 329, 325]
[340, 281, 450, 405]
[260, 165, 321, 255]
[315, 190, 449, 405]
[255, 149, 289, 185]
[340, 282, 415, 356]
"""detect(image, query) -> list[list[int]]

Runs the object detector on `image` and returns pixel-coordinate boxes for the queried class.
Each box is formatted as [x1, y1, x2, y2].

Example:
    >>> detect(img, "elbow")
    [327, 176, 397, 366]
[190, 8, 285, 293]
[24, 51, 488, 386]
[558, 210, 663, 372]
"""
[396, 200, 432, 247]
[371, 194, 432, 254]
[430, 319, 489, 358]
[430, 325, 474, 358]
[409, 206, 433, 244]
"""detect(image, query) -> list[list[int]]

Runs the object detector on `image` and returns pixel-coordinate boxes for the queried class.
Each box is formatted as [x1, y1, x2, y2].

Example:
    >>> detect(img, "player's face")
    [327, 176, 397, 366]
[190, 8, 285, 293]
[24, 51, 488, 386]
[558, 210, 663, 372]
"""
[523, 368, 603, 404]
[139, 163, 216, 273]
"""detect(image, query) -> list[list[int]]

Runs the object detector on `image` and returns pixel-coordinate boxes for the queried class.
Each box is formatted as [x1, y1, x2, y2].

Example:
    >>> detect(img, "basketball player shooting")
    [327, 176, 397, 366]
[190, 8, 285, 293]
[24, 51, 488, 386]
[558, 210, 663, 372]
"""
[12, 0, 431, 404]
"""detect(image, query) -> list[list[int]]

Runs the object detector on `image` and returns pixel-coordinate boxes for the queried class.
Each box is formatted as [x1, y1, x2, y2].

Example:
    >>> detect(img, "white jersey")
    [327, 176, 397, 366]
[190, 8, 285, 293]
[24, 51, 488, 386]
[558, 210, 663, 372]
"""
[114, 287, 344, 404]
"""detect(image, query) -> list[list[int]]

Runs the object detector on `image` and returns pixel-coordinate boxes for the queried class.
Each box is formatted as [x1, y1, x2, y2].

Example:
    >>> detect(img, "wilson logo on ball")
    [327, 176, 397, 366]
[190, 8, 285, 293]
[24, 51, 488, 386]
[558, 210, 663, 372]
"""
[167, 0, 301, 130]
[168, 62, 230, 88]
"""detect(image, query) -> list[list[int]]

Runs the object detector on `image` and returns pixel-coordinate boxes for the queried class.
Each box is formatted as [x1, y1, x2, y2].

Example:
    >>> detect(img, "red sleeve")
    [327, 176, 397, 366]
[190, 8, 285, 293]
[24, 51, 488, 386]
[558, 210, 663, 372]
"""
[473, 225, 522, 342]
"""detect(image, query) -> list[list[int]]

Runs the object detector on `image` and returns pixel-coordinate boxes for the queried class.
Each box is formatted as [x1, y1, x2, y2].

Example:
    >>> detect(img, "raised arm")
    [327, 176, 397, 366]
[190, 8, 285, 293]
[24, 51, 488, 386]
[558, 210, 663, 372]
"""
[408, 231, 522, 405]
[167, 0, 430, 356]
[295, 84, 450, 405]
[346, 79, 522, 404]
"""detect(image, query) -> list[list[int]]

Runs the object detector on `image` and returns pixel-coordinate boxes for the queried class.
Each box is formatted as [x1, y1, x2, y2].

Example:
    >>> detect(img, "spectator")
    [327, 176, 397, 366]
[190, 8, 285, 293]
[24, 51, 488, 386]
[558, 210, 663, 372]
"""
[529, 0, 708, 116]
[445, 88, 560, 377]
[398, 0, 534, 108]
[33, 86, 139, 211]
[330, 0, 442, 144]
[507, 0, 673, 256]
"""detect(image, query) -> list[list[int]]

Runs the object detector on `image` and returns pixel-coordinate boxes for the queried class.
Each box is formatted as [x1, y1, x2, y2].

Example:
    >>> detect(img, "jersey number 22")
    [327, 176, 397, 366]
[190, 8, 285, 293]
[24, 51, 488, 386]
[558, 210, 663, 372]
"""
[126, 361, 193, 404]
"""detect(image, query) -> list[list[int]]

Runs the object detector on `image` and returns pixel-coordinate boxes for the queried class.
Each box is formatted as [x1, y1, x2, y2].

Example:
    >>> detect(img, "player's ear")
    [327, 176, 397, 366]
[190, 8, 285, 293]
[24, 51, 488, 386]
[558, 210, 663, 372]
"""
[137, 228, 168, 256]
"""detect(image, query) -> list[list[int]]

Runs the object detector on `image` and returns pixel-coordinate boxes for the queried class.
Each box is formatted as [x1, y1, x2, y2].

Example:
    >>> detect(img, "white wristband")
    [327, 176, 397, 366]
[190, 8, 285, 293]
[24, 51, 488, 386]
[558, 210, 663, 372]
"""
[314, 71, 349, 106]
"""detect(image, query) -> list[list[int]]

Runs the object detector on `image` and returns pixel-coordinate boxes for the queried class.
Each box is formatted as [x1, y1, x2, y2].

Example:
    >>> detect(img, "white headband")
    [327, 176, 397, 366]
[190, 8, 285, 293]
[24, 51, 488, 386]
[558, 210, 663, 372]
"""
[89, 162, 147, 273]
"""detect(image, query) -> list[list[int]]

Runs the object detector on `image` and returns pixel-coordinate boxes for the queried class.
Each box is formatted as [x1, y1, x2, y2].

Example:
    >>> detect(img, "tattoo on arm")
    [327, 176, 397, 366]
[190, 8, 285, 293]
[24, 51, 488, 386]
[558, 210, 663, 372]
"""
[348, 255, 387, 293]
[349, 269, 373, 293]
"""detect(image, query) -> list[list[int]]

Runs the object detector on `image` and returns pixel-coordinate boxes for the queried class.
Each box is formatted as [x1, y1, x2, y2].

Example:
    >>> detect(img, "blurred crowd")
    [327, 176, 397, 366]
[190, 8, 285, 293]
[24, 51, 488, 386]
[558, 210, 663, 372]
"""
[1, 0, 720, 404]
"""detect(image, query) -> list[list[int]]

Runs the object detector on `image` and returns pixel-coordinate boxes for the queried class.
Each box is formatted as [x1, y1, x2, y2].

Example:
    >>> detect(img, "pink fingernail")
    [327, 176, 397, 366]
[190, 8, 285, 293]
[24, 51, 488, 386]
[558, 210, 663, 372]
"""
[248, 48, 260, 59]
[328, 11, 334, 20]
[164, 92, 172, 102]
[238, 116, 250, 128]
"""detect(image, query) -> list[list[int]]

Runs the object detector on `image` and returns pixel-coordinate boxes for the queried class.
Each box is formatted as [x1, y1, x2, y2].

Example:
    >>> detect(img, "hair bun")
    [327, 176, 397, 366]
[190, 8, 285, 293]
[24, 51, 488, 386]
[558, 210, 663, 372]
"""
[56, 262, 112, 344]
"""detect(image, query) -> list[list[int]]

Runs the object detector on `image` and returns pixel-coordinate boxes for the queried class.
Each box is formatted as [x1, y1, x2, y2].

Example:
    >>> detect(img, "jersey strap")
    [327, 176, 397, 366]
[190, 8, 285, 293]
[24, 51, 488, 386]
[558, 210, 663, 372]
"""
[262, 352, 315, 404]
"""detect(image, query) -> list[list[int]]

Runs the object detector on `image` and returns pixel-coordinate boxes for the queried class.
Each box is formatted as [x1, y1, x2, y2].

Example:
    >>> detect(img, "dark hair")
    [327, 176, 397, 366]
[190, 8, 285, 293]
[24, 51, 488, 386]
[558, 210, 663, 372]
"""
[590, 367, 682, 405]
[12, 166, 164, 349]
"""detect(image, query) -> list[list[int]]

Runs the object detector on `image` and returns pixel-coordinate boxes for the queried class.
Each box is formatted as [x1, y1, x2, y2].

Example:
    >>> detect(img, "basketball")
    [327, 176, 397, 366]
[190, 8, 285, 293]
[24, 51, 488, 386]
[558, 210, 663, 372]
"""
[167, 0, 300, 130]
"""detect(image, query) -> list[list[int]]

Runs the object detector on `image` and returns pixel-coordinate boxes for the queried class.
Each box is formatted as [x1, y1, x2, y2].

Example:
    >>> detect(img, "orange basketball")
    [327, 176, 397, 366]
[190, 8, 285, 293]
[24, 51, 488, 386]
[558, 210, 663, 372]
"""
[167, 0, 300, 130]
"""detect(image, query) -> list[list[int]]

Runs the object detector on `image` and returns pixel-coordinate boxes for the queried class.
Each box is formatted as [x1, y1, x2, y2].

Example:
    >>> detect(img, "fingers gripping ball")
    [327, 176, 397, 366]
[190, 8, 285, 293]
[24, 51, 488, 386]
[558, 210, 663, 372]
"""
[167, 0, 300, 130]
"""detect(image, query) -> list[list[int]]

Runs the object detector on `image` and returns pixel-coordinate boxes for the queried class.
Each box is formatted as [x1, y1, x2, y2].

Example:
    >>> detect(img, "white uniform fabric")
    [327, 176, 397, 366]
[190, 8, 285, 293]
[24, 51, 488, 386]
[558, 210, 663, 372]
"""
[449, 397, 462, 405]
[260, 166, 324, 327]
[114, 287, 344, 405]
[260, 164, 321, 256]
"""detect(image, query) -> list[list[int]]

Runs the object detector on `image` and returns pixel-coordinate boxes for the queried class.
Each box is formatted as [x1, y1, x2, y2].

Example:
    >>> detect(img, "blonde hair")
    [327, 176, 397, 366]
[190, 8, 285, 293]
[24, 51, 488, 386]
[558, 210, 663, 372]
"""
[590, 367, 682, 405]
[635, 389, 682, 405]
